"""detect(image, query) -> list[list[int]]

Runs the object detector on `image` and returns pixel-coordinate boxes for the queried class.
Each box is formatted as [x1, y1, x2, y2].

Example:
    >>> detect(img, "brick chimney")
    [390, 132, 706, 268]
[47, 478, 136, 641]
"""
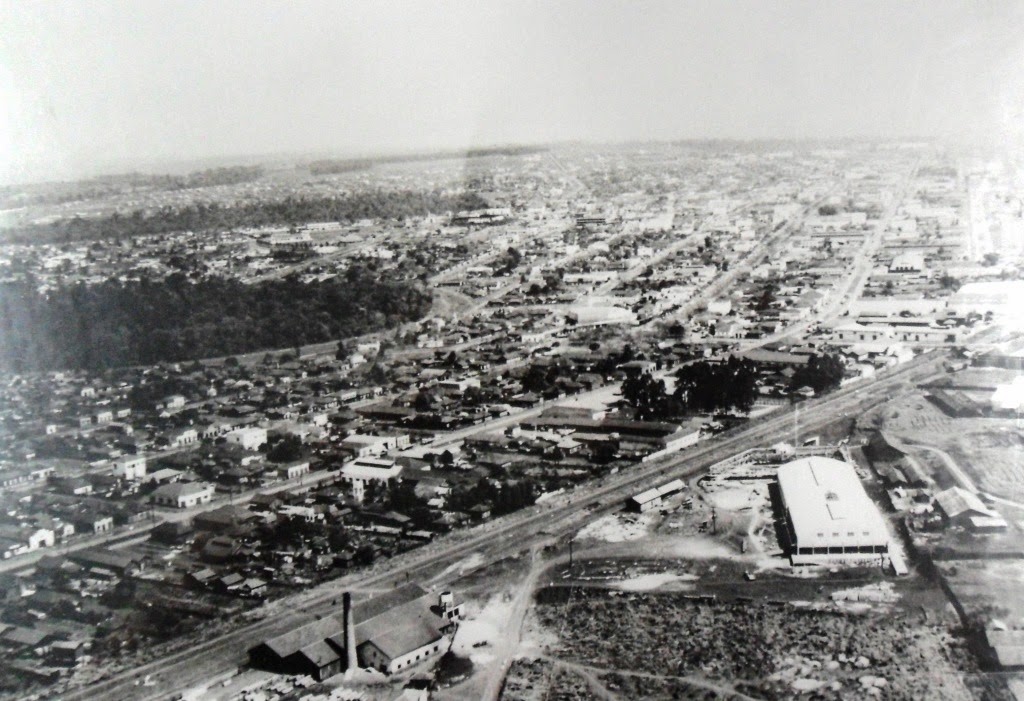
[343, 592, 357, 675]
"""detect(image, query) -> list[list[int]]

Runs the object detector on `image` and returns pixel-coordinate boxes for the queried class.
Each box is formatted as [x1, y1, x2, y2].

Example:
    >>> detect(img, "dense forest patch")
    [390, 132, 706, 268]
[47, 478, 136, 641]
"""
[0, 268, 430, 371]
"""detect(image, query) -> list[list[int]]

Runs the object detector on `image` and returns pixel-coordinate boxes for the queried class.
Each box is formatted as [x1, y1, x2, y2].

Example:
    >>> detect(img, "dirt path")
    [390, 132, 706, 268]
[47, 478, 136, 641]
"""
[481, 545, 546, 701]
[542, 656, 762, 701]
[568, 664, 623, 701]
[913, 444, 977, 492]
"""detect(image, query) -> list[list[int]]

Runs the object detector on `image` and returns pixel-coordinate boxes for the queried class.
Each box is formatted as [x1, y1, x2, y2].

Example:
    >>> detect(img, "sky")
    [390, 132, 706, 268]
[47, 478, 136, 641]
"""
[1, 0, 1023, 184]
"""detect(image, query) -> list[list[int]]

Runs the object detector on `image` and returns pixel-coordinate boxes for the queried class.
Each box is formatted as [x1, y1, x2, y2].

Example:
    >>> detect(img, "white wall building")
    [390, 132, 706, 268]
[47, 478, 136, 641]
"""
[777, 457, 891, 565]
[151, 482, 215, 508]
[340, 458, 403, 502]
[225, 426, 268, 451]
[112, 455, 147, 481]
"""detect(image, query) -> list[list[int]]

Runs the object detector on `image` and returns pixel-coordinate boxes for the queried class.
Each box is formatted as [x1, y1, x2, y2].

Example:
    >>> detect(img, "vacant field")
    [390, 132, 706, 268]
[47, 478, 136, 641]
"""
[946, 429, 1024, 501]
[530, 587, 979, 700]
[939, 559, 1024, 626]
[500, 658, 605, 701]
[875, 392, 1024, 501]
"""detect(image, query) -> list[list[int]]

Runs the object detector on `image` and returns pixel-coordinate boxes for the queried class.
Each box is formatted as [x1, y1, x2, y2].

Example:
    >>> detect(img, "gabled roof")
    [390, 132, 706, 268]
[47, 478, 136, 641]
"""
[2, 626, 51, 647]
[259, 614, 346, 659]
[935, 487, 997, 520]
[296, 640, 342, 668]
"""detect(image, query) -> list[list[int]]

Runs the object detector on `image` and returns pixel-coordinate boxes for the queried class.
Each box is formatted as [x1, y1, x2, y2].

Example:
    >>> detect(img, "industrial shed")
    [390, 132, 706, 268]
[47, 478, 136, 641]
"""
[934, 487, 1008, 532]
[249, 584, 462, 680]
[627, 479, 685, 512]
[776, 457, 891, 565]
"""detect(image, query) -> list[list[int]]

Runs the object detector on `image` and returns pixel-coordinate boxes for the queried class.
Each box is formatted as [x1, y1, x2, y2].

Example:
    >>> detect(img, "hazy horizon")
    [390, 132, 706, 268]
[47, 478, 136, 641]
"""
[2, 0, 1023, 185]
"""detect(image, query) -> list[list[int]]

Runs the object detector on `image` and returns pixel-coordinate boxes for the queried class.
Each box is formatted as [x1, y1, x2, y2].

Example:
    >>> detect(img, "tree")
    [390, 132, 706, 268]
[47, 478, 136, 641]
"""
[521, 363, 558, 395]
[675, 356, 759, 414]
[791, 353, 845, 394]
[622, 372, 670, 421]
[754, 284, 777, 312]
[267, 435, 304, 463]
[939, 274, 960, 290]
[435, 652, 474, 686]
[413, 389, 436, 412]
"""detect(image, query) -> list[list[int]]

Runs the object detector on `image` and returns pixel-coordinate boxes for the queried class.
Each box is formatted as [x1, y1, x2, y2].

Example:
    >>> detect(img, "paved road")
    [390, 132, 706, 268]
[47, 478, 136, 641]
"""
[47, 350, 948, 701]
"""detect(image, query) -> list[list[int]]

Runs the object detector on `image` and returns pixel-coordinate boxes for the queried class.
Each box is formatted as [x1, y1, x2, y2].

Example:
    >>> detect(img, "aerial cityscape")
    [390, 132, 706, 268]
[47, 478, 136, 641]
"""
[1, 2, 1023, 701]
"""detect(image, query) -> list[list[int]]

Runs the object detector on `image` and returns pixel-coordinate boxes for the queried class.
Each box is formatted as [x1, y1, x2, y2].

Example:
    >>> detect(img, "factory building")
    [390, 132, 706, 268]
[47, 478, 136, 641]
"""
[776, 457, 891, 566]
[249, 585, 463, 680]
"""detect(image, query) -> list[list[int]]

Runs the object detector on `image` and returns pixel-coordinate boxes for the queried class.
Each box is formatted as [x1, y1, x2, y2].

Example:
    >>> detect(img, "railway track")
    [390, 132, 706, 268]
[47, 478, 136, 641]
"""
[51, 350, 947, 701]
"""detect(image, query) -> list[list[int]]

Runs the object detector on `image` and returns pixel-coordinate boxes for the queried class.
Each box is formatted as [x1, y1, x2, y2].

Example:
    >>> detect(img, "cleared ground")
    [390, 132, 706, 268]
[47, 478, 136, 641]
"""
[874, 391, 1024, 502]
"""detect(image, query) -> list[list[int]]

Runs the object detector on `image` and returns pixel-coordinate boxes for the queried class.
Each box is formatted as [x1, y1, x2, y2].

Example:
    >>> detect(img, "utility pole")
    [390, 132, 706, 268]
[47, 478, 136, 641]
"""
[568, 536, 574, 571]
[793, 404, 799, 446]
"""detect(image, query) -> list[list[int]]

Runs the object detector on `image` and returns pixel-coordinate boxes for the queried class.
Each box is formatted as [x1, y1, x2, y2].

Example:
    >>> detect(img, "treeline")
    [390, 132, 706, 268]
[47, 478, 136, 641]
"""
[0, 190, 491, 245]
[0, 268, 431, 372]
[0, 166, 265, 210]
[622, 353, 846, 419]
[148, 165, 266, 191]
[622, 356, 762, 419]
[307, 145, 546, 175]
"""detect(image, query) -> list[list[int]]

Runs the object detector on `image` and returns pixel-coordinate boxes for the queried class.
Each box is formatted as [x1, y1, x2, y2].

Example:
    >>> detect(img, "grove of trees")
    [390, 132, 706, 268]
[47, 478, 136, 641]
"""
[621, 353, 846, 420]
[0, 266, 431, 372]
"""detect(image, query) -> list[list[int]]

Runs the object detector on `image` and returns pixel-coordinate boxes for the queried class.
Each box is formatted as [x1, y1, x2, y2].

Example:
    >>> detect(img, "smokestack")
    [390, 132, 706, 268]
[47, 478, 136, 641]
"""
[343, 592, 357, 675]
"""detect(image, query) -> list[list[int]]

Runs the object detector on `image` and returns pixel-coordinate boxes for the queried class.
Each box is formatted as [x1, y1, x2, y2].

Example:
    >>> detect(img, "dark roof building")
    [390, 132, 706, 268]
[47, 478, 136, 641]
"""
[249, 584, 462, 680]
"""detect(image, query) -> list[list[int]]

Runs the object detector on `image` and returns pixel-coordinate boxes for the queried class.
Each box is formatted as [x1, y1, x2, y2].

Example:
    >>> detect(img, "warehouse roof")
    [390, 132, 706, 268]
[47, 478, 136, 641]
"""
[777, 457, 889, 548]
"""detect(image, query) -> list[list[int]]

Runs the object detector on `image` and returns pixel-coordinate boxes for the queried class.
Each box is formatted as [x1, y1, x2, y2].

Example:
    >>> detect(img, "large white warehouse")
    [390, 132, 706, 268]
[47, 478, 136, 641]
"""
[776, 456, 891, 566]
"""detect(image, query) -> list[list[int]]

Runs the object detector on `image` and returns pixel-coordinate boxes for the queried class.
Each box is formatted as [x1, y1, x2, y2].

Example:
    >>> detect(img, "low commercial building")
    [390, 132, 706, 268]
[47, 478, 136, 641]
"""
[340, 458, 403, 502]
[566, 305, 638, 327]
[342, 434, 395, 458]
[151, 482, 214, 508]
[278, 460, 311, 480]
[776, 457, 891, 565]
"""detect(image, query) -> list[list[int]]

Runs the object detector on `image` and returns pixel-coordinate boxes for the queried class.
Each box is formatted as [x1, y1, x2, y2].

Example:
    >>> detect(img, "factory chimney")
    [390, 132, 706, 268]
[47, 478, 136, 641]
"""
[343, 592, 357, 676]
